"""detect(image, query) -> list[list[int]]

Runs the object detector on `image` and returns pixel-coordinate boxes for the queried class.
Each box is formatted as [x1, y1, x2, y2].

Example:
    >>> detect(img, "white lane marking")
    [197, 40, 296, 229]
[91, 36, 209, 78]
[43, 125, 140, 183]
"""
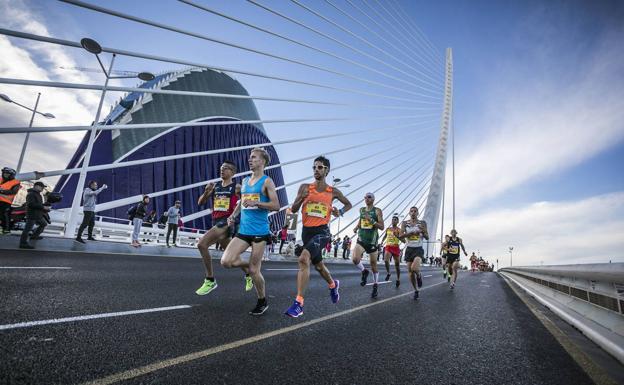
[266, 268, 300, 271]
[365, 280, 392, 286]
[0, 267, 72, 270]
[0, 305, 191, 331]
[424, 275, 432, 277]
[81, 281, 446, 385]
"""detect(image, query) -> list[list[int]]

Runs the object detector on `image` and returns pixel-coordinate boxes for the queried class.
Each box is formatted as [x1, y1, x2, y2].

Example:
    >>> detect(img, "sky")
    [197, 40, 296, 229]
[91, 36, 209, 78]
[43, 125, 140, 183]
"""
[0, 0, 622, 268]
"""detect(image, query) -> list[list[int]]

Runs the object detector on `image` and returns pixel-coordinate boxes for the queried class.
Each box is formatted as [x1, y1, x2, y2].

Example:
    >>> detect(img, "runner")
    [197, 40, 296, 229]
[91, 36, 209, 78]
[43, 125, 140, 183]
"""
[441, 234, 450, 279]
[195, 160, 245, 296]
[284, 156, 352, 318]
[351, 193, 384, 298]
[399, 206, 429, 299]
[220, 148, 280, 315]
[470, 252, 478, 272]
[447, 229, 468, 289]
[380, 213, 402, 287]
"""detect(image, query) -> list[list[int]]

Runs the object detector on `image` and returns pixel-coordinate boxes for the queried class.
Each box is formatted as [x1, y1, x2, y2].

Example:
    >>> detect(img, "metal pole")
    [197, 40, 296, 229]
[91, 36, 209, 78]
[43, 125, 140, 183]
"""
[16, 93, 40, 173]
[65, 54, 116, 238]
[452, 119, 455, 230]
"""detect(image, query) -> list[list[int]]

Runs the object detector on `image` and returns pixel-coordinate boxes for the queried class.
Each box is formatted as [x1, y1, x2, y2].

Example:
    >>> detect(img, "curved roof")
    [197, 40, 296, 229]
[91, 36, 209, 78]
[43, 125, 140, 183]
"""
[102, 67, 265, 161]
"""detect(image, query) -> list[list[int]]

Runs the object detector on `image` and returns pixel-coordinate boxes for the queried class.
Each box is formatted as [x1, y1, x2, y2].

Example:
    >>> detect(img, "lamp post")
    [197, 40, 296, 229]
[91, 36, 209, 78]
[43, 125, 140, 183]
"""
[65, 38, 155, 238]
[0, 93, 55, 173]
[332, 177, 350, 234]
[508, 246, 514, 267]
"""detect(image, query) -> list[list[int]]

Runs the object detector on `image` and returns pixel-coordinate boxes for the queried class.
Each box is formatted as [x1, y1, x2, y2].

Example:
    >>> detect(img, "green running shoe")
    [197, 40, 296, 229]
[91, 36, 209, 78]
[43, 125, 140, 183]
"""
[196, 279, 218, 295]
[245, 275, 254, 292]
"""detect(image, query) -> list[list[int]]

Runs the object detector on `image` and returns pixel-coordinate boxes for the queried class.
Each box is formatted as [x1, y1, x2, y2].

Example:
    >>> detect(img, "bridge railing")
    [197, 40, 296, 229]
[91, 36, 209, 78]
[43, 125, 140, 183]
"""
[499, 264, 624, 364]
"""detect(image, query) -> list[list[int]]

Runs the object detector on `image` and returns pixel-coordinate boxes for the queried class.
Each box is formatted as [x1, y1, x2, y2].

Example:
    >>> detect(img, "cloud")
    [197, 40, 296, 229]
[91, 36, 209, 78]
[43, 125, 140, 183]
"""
[452, 191, 624, 267]
[455, 10, 624, 210]
[0, 0, 115, 181]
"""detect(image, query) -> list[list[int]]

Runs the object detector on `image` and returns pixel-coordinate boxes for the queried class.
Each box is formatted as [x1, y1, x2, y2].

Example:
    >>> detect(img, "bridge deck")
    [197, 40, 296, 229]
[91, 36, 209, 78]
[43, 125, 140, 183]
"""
[0, 249, 616, 385]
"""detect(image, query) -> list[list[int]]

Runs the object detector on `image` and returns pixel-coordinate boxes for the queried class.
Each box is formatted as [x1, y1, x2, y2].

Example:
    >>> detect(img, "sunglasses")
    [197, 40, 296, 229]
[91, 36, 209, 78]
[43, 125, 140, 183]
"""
[365, 195, 374, 199]
[312, 165, 328, 170]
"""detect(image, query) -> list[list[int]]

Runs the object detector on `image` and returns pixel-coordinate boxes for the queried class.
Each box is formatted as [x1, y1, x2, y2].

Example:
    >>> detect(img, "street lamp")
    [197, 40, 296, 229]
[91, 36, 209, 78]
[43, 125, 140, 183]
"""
[508, 246, 514, 267]
[65, 37, 155, 238]
[331, 177, 350, 233]
[1, 93, 55, 173]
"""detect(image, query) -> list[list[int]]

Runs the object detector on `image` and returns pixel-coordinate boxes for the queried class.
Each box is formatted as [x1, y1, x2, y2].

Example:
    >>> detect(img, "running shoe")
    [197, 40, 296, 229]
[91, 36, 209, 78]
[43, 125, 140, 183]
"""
[75, 237, 86, 244]
[417, 273, 423, 288]
[413, 290, 419, 300]
[360, 269, 370, 286]
[284, 300, 303, 318]
[329, 280, 340, 303]
[450, 282, 455, 290]
[245, 275, 254, 292]
[371, 283, 378, 298]
[385, 273, 391, 282]
[195, 279, 218, 295]
[250, 299, 269, 316]
[395, 280, 400, 288]
[443, 271, 447, 279]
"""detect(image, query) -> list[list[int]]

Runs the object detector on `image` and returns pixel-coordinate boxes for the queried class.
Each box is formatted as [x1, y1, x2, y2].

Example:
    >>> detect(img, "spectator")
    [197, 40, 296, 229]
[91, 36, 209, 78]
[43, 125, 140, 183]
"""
[279, 225, 288, 254]
[0, 167, 21, 234]
[129, 195, 149, 247]
[333, 238, 340, 258]
[342, 235, 351, 259]
[157, 211, 167, 229]
[75, 180, 107, 244]
[19, 181, 48, 249]
[166, 200, 181, 247]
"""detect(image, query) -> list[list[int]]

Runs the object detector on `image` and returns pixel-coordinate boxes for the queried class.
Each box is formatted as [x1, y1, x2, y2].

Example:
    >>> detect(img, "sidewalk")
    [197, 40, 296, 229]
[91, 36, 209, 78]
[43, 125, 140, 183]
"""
[0, 233, 357, 264]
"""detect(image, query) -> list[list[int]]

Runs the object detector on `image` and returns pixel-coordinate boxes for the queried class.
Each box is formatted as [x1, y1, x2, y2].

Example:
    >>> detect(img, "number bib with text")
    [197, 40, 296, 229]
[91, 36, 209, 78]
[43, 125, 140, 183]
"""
[305, 201, 329, 218]
[242, 193, 260, 210]
[214, 195, 230, 212]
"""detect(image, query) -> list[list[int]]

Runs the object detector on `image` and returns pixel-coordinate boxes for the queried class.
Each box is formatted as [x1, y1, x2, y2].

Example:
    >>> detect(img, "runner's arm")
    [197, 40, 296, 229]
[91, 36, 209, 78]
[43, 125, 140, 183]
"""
[460, 238, 468, 255]
[398, 221, 407, 239]
[227, 201, 241, 226]
[373, 208, 384, 231]
[290, 184, 308, 213]
[198, 182, 215, 206]
[259, 177, 281, 211]
[420, 220, 429, 240]
[332, 187, 352, 217]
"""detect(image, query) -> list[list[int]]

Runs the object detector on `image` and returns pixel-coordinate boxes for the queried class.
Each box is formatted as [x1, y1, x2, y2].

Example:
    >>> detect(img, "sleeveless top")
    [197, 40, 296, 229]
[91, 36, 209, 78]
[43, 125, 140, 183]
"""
[404, 220, 424, 248]
[212, 181, 237, 220]
[385, 227, 400, 246]
[239, 175, 270, 236]
[448, 237, 461, 256]
[358, 206, 379, 245]
[302, 183, 333, 228]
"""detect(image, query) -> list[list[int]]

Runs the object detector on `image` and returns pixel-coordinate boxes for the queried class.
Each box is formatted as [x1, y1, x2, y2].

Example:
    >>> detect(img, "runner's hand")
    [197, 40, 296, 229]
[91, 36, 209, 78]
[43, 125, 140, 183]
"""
[353, 227, 358, 233]
[205, 182, 215, 192]
[227, 216, 234, 226]
[243, 199, 258, 208]
[102, 184, 108, 189]
[331, 206, 340, 217]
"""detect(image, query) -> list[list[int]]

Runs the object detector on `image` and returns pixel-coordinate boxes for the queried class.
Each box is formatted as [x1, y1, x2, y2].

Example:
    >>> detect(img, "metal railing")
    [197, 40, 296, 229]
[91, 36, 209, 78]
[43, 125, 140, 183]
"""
[500, 264, 624, 364]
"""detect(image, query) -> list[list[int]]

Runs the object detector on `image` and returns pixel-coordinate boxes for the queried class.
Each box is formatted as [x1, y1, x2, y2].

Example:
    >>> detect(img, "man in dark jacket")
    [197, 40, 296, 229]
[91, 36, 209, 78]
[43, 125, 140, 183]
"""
[130, 195, 149, 247]
[19, 181, 49, 249]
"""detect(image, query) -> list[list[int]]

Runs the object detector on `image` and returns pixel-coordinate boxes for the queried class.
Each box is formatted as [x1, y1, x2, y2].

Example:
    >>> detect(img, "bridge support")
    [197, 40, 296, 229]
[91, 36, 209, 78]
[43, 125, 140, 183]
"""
[422, 48, 453, 244]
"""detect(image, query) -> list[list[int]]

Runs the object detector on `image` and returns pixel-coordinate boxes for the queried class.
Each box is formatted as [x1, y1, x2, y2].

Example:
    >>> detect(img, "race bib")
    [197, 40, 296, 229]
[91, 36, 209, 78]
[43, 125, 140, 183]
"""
[449, 246, 459, 254]
[386, 230, 399, 246]
[360, 217, 373, 230]
[242, 193, 260, 210]
[408, 233, 420, 241]
[214, 195, 230, 212]
[305, 201, 329, 218]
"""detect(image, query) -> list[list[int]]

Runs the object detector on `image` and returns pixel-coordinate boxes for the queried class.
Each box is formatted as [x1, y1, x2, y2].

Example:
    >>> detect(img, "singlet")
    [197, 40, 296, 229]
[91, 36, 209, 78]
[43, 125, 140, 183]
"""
[385, 227, 400, 247]
[301, 183, 333, 228]
[239, 175, 270, 236]
[448, 237, 462, 256]
[358, 206, 379, 245]
[212, 181, 237, 219]
[404, 220, 424, 248]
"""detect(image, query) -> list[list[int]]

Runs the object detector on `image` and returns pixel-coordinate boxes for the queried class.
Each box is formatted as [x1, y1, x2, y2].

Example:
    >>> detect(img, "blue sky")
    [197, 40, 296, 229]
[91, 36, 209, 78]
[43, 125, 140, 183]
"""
[0, 0, 622, 266]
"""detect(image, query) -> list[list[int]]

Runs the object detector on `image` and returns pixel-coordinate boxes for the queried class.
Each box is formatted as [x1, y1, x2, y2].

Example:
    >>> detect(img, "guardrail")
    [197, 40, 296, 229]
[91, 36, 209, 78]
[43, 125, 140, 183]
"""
[499, 264, 624, 365]
[43, 210, 207, 248]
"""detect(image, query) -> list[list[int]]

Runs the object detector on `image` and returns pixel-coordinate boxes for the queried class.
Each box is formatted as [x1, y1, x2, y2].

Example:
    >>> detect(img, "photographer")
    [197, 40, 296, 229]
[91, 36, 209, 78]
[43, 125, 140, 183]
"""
[75, 180, 107, 244]
[19, 181, 49, 249]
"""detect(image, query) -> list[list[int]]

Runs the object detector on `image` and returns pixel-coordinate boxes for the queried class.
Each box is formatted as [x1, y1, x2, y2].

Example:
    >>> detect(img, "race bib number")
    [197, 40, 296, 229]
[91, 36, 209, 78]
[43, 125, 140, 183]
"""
[360, 217, 373, 230]
[242, 193, 260, 210]
[408, 233, 420, 241]
[214, 195, 230, 212]
[305, 201, 329, 218]
[449, 246, 459, 254]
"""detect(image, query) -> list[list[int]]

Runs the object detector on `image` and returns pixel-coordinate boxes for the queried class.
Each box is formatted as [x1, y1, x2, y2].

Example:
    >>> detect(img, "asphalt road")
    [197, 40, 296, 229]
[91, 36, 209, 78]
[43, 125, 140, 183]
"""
[0, 250, 597, 385]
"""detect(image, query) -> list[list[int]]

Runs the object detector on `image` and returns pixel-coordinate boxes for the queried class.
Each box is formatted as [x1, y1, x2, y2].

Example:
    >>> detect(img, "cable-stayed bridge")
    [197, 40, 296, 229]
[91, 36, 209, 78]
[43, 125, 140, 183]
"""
[0, 1, 622, 384]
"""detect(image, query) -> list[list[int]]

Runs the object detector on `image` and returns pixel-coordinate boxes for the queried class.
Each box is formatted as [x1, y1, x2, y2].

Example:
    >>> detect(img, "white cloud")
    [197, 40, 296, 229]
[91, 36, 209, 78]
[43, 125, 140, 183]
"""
[455, 22, 624, 210]
[0, 0, 116, 181]
[451, 191, 624, 268]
